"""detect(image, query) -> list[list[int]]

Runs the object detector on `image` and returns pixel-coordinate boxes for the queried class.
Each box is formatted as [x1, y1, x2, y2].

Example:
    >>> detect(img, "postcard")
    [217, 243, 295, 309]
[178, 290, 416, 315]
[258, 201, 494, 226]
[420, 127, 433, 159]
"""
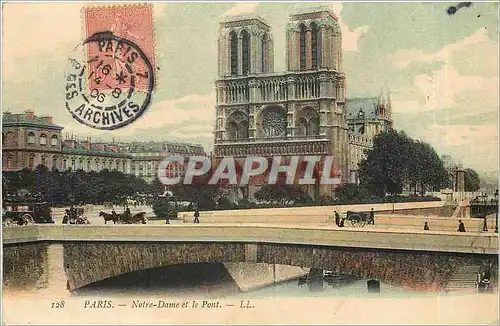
[2, 1, 499, 325]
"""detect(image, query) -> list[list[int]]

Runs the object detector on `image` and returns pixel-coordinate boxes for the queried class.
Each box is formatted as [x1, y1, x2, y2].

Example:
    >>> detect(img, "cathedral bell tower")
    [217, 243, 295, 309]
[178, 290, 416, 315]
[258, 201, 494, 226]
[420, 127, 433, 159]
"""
[218, 15, 274, 77]
[286, 10, 343, 72]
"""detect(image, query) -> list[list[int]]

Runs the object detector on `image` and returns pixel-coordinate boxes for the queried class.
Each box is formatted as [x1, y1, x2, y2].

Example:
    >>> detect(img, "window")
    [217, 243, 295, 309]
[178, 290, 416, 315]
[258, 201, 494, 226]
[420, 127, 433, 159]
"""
[51, 135, 58, 146]
[238, 121, 248, 139]
[308, 118, 319, 135]
[28, 155, 35, 169]
[227, 122, 238, 140]
[52, 158, 58, 170]
[41, 156, 47, 166]
[6, 154, 13, 168]
[299, 24, 307, 70]
[261, 33, 267, 73]
[122, 162, 126, 172]
[230, 31, 238, 76]
[71, 159, 75, 170]
[40, 134, 47, 146]
[27, 132, 35, 145]
[6, 132, 14, 146]
[311, 23, 319, 69]
[298, 118, 308, 136]
[241, 30, 250, 75]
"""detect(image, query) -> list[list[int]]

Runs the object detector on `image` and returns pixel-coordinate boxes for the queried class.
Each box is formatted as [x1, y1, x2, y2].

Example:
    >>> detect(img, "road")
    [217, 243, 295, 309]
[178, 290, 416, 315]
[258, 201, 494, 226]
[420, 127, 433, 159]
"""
[43, 205, 492, 233]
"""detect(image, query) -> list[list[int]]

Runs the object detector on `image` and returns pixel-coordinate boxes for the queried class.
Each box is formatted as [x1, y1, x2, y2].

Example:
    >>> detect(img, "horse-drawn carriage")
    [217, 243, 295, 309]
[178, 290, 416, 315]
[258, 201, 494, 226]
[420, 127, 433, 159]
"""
[63, 206, 90, 225]
[336, 211, 374, 227]
[2, 201, 55, 226]
[99, 209, 147, 224]
[343, 211, 374, 227]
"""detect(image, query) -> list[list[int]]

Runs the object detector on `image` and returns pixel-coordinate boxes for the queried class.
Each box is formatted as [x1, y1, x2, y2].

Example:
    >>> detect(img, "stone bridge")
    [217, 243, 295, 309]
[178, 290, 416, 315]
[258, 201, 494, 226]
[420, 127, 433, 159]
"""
[3, 225, 498, 293]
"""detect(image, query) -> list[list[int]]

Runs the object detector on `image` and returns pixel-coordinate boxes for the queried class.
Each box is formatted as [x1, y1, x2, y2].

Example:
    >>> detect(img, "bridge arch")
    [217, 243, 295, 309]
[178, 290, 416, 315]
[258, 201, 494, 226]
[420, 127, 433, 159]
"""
[63, 242, 482, 291]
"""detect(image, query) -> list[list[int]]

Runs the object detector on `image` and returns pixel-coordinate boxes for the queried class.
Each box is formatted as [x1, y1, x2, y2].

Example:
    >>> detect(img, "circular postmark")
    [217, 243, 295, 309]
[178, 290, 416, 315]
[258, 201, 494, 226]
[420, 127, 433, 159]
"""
[65, 31, 154, 130]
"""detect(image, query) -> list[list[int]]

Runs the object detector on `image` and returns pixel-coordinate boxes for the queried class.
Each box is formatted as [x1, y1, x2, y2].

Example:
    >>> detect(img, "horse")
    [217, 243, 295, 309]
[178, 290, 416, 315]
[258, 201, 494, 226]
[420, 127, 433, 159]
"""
[99, 211, 119, 224]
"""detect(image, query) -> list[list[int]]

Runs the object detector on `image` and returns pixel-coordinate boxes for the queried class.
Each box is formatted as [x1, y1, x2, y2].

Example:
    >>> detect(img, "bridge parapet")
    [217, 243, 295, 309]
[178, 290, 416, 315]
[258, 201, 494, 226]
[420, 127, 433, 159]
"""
[177, 201, 449, 221]
[3, 224, 498, 254]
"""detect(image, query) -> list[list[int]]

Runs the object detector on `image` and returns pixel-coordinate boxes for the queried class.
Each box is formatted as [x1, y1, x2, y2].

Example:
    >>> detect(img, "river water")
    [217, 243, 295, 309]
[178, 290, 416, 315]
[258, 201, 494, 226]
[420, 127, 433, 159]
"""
[72, 262, 465, 299]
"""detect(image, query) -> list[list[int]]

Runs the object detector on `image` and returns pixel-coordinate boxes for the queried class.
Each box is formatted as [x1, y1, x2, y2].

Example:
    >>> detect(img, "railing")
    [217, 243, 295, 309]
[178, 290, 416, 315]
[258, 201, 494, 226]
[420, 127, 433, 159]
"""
[259, 76, 288, 102]
[215, 135, 329, 144]
[216, 70, 339, 105]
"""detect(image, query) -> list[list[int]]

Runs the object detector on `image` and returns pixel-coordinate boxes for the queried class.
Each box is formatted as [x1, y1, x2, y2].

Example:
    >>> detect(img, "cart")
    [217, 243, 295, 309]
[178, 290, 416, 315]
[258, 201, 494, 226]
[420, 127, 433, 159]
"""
[3, 202, 55, 226]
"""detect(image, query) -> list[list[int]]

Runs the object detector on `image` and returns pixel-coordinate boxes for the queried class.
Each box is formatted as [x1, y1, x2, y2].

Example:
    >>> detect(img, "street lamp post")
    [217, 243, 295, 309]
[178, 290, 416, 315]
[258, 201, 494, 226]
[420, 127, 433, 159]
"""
[482, 192, 489, 232]
[495, 189, 498, 233]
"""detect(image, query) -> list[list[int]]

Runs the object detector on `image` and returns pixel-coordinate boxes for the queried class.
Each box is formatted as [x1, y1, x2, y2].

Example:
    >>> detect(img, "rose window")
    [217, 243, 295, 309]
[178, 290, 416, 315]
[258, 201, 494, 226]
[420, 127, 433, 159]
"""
[261, 107, 287, 137]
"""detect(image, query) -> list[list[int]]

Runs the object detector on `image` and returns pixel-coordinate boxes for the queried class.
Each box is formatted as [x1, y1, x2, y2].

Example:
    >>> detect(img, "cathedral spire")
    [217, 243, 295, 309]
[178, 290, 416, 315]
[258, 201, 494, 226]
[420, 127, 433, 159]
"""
[378, 88, 386, 106]
[386, 89, 393, 121]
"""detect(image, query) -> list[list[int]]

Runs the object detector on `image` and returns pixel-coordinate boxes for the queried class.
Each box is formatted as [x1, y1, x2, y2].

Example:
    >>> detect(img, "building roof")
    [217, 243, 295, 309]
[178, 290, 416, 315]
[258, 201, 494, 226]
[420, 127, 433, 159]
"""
[220, 13, 271, 30]
[346, 97, 380, 120]
[2, 111, 63, 130]
[62, 147, 131, 158]
[290, 7, 339, 21]
[62, 140, 131, 158]
[118, 141, 204, 154]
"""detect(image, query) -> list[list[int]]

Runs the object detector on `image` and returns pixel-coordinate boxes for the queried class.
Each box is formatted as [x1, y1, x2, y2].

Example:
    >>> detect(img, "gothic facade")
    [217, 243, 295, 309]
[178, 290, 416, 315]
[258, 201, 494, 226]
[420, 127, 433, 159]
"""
[213, 10, 392, 197]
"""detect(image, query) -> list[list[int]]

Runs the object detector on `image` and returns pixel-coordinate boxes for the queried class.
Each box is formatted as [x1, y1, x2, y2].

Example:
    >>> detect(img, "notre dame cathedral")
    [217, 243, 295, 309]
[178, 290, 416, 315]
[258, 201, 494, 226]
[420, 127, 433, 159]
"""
[213, 9, 393, 198]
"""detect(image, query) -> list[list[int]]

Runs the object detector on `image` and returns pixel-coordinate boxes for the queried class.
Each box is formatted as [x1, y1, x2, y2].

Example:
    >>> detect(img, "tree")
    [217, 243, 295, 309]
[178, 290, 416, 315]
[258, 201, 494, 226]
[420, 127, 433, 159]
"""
[2, 167, 156, 206]
[334, 184, 374, 204]
[359, 129, 449, 197]
[407, 141, 449, 195]
[254, 184, 311, 206]
[358, 129, 413, 196]
[464, 168, 481, 191]
[150, 177, 166, 195]
[171, 183, 221, 210]
[152, 197, 170, 219]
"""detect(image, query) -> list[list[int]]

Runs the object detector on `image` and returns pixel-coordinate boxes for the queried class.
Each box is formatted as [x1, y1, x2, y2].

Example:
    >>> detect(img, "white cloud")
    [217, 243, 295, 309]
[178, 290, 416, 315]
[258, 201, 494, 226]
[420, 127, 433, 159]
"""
[391, 27, 498, 114]
[341, 25, 369, 52]
[391, 28, 491, 69]
[330, 3, 369, 53]
[2, 3, 81, 60]
[390, 27, 498, 172]
[392, 66, 498, 114]
[223, 3, 259, 16]
[153, 3, 169, 19]
[72, 92, 216, 137]
[411, 123, 498, 172]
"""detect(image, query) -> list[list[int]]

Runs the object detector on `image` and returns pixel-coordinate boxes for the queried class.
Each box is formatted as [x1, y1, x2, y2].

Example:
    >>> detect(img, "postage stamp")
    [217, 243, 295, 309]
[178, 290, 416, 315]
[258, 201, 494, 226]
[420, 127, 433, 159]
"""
[83, 4, 155, 92]
[63, 4, 156, 130]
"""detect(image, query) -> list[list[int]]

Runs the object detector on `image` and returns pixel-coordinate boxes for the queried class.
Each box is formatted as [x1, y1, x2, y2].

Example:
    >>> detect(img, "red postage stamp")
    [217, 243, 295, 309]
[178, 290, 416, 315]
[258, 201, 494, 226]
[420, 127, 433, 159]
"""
[83, 4, 155, 91]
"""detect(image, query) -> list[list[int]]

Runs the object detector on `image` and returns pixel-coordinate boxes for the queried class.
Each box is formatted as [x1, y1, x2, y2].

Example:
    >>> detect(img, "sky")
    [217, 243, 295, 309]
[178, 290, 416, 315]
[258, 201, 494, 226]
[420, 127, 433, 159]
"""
[2, 2, 499, 175]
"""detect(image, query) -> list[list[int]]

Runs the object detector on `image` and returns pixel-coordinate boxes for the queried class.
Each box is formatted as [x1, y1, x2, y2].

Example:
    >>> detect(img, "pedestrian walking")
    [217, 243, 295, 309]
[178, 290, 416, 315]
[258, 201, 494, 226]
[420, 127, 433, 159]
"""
[457, 219, 466, 232]
[334, 211, 341, 227]
[62, 210, 69, 224]
[194, 209, 200, 224]
[423, 221, 430, 231]
[368, 208, 375, 225]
